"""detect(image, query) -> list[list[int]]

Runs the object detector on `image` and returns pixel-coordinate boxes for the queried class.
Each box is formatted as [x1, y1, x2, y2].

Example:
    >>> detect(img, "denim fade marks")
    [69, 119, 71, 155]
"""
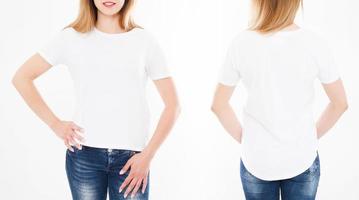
[65, 145, 149, 200]
[240, 153, 320, 200]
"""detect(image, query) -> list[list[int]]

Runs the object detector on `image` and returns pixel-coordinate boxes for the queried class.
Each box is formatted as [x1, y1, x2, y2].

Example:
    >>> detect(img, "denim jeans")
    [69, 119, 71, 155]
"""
[65, 145, 149, 200]
[240, 153, 320, 200]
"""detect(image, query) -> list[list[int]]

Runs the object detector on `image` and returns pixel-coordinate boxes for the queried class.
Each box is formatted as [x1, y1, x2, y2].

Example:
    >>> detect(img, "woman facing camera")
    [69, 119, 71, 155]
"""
[211, 0, 348, 199]
[12, 0, 180, 199]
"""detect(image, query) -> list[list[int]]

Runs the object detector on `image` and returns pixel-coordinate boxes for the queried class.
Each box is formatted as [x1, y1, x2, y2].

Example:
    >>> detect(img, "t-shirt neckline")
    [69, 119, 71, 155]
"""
[93, 27, 139, 37]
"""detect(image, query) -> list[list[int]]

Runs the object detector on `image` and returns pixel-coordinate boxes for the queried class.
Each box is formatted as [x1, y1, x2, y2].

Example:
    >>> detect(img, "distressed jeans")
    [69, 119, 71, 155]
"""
[65, 145, 149, 200]
[240, 152, 320, 200]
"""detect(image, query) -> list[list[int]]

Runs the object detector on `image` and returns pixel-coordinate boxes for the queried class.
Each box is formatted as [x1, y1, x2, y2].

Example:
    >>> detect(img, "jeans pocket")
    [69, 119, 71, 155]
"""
[129, 150, 140, 157]
[67, 145, 84, 157]
[67, 147, 76, 155]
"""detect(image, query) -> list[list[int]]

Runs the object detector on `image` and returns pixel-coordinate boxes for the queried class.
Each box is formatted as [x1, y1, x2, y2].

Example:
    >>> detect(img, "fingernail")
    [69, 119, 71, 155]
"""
[124, 193, 127, 198]
[131, 194, 135, 198]
[119, 170, 124, 175]
[119, 188, 122, 193]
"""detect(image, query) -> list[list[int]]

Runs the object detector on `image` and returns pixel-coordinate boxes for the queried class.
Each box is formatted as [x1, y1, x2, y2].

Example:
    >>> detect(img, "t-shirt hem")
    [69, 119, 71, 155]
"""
[79, 141, 145, 152]
[240, 149, 319, 181]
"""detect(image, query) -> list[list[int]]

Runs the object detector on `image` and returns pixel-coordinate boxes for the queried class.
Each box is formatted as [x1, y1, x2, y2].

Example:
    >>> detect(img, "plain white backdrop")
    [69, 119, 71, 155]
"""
[1, 0, 358, 199]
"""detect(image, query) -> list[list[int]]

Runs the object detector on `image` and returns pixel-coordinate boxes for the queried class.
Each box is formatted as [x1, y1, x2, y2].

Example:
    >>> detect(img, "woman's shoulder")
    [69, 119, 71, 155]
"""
[227, 29, 258, 48]
[58, 26, 78, 36]
[131, 27, 162, 45]
[295, 28, 321, 39]
[41, 27, 77, 46]
[234, 29, 255, 40]
[296, 28, 332, 49]
[132, 27, 156, 38]
[50, 26, 81, 42]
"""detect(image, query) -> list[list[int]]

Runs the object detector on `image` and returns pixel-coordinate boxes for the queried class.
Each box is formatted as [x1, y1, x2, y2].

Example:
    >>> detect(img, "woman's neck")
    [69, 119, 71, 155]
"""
[95, 12, 125, 34]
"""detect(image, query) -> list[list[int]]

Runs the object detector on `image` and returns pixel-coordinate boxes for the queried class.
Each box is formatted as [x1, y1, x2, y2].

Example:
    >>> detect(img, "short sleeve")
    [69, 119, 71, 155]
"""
[37, 29, 69, 66]
[217, 41, 240, 86]
[145, 36, 171, 80]
[316, 40, 340, 84]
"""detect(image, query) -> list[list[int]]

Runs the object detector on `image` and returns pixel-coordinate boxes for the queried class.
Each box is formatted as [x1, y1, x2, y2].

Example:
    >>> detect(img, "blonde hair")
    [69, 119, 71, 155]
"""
[67, 0, 139, 33]
[249, 0, 303, 33]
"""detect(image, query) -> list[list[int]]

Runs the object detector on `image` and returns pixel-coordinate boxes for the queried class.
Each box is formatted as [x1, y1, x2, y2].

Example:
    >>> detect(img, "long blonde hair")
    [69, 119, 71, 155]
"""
[249, 0, 303, 33]
[67, 0, 139, 33]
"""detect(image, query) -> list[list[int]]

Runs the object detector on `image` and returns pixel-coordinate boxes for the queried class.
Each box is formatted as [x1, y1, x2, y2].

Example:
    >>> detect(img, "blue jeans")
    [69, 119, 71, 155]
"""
[240, 153, 320, 200]
[65, 145, 149, 200]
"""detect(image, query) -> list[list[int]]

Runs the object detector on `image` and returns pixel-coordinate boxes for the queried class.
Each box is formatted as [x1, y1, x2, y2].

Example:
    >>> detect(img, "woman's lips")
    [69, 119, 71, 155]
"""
[103, 1, 116, 8]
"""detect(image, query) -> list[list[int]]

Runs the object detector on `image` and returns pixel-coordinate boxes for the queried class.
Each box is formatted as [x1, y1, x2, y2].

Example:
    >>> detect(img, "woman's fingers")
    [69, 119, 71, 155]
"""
[72, 131, 85, 143]
[119, 159, 132, 175]
[69, 122, 85, 147]
[142, 176, 148, 193]
[131, 179, 143, 198]
[54, 121, 85, 151]
[119, 174, 132, 193]
[124, 177, 138, 198]
[64, 140, 74, 152]
[70, 122, 84, 133]
[68, 132, 82, 150]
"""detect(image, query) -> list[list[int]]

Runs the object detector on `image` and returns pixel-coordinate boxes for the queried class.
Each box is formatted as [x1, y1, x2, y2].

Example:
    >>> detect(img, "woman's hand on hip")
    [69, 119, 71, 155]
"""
[119, 152, 151, 198]
[50, 120, 85, 152]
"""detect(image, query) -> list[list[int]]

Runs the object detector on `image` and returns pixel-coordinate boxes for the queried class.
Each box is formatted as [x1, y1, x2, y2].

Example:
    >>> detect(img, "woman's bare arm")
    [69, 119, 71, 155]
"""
[211, 83, 242, 143]
[119, 77, 181, 197]
[142, 77, 181, 158]
[12, 53, 84, 151]
[316, 79, 348, 139]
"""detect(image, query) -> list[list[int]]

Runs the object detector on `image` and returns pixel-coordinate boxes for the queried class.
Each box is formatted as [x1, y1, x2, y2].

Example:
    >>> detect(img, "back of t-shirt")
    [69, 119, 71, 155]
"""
[218, 28, 339, 180]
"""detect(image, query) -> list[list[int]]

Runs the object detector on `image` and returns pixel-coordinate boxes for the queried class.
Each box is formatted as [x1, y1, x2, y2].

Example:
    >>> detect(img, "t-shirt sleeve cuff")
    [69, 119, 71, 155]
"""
[150, 72, 172, 80]
[319, 75, 340, 84]
[37, 50, 55, 66]
[218, 78, 238, 87]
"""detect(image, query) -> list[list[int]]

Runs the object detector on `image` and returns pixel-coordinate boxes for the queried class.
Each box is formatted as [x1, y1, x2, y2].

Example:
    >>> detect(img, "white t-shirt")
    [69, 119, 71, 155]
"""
[38, 27, 171, 151]
[218, 28, 339, 180]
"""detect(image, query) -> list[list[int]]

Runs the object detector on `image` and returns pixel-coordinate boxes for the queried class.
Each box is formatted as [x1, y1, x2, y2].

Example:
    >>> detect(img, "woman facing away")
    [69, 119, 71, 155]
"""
[12, 0, 180, 199]
[211, 0, 348, 199]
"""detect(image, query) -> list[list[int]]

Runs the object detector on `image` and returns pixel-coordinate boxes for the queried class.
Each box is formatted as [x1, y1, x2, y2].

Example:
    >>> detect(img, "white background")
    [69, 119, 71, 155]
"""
[1, 0, 358, 199]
